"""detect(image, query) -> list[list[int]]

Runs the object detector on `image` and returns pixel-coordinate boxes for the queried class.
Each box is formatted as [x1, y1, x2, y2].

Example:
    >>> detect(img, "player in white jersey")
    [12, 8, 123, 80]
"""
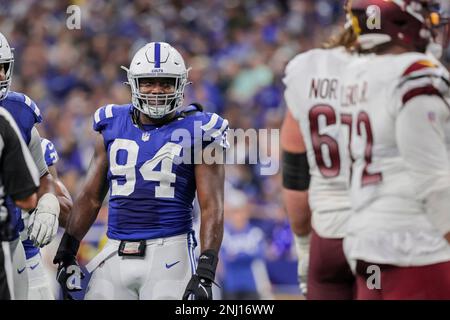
[281, 27, 357, 299]
[343, 0, 450, 299]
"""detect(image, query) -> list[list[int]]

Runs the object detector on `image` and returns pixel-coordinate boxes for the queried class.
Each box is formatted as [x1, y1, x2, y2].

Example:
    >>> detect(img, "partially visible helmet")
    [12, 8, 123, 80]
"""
[346, 0, 449, 53]
[0, 32, 14, 100]
[122, 42, 189, 119]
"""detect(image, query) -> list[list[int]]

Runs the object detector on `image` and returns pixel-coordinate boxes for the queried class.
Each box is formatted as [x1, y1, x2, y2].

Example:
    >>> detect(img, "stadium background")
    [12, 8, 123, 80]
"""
[1, 0, 449, 299]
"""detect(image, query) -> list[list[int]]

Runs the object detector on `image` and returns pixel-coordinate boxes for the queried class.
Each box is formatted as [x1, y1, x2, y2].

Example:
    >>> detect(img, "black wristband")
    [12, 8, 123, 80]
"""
[196, 250, 219, 282]
[54, 232, 80, 264]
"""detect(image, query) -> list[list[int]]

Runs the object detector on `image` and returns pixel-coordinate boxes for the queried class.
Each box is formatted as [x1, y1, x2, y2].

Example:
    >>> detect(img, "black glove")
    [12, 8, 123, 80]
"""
[182, 250, 218, 300]
[53, 232, 84, 300]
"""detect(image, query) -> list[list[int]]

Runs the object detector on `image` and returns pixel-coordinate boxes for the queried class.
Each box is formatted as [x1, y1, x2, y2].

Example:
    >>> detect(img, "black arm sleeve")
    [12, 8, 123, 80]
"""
[282, 151, 311, 191]
[0, 112, 39, 200]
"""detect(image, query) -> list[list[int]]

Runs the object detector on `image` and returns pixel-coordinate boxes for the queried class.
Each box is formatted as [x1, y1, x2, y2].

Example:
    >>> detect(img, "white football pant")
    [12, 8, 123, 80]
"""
[84, 232, 197, 300]
[1, 241, 14, 299]
[10, 238, 28, 300]
[26, 253, 54, 300]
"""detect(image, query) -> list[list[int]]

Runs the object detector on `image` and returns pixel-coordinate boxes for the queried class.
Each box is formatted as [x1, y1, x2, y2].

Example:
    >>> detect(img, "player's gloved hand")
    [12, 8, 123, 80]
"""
[182, 250, 218, 300]
[53, 232, 84, 300]
[28, 193, 60, 247]
[294, 233, 311, 297]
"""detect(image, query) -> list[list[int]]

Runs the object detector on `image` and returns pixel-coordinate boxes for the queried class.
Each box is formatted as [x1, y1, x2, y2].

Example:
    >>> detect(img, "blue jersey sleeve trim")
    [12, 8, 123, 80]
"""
[40, 138, 59, 167]
[7, 91, 42, 124]
[201, 113, 230, 149]
[23, 94, 42, 124]
[93, 104, 116, 132]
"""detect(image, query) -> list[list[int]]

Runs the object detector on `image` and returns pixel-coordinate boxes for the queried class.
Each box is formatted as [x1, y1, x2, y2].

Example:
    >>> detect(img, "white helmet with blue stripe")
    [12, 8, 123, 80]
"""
[122, 42, 189, 119]
[0, 32, 14, 100]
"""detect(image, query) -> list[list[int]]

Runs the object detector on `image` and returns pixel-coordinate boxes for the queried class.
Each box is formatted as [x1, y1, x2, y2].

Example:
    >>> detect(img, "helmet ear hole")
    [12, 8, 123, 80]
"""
[0, 33, 14, 100]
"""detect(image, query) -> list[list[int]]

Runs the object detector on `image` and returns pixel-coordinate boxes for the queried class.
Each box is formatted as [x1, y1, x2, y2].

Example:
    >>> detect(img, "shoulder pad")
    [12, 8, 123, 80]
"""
[6, 91, 42, 124]
[402, 59, 441, 77]
[93, 104, 130, 132]
[286, 49, 324, 67]
[188, 103, 204, 112]
[178, 103, 204, 118]
[398, 57, 450, 105]
[284, 49, 318, 78]
[284, 48, 346, 78]
[200, 112, 230, 148]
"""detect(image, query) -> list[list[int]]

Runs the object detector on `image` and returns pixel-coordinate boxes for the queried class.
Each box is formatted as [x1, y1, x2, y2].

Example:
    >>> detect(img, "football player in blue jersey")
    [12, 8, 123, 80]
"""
[20, 138, 72, 299]
[54, 42, 228, 300]
[0, 31, 73, 299]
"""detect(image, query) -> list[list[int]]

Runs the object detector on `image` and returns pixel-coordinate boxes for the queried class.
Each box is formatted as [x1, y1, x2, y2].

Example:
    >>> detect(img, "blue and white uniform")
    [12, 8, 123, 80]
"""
[41, 138, 59, 167]
[21, 139, 57, 261]
[1, 91, 45, 300]
[84, 104, 228, 300]
[2, 92, 42, 240]
[20, 138, 59, 300]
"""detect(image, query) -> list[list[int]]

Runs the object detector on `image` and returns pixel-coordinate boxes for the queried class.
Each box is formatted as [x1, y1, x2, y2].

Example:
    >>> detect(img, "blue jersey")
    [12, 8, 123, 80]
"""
[0, 91, 42, 144]
[41, 138, 59, 167]
[0, 91, 42, 241]
[22, 138, 59, 259]
[93, 104, 228, 240]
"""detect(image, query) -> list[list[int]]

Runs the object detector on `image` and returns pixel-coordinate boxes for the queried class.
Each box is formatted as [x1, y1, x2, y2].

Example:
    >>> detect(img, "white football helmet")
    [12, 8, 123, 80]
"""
[0, 32, 14, 100]
[122, 42, 189, 119]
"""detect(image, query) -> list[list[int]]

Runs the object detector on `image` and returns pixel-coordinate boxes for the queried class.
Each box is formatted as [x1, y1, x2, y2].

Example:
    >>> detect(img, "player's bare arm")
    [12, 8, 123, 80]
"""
[48, 165, 73, 228]
[182, 152, 225, 300]
[281, 108, 312, 296]
[15, 194, 38, 211]
[52, 134, 109, 298]
[36, 138, 72, 226]
[195, 159, 225, 253]
[29, 130, 72, 227]
[281, 109, 311, 236]
[66, 134, 109, 240]
[36, 172, 54, 197]
[28, 127, 62, 247]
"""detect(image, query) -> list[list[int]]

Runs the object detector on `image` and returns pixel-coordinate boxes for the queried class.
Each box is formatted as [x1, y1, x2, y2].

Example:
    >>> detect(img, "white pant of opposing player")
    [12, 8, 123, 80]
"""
[26, 253, 54, 300]
[84, 233, 197, 300]
[10, 238, 28, 300]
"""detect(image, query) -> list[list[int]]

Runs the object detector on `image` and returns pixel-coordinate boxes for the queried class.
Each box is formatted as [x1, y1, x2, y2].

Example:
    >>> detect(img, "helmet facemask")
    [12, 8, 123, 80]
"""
[0, 57, 13, 100]
[128, 72, 187, 119]
[127, 72, 189, 119]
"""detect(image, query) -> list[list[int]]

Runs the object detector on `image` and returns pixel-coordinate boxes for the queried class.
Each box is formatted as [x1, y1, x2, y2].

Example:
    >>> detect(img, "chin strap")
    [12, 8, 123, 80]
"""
[178, 103, 204, 119]
[131, 108, 145, 130]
